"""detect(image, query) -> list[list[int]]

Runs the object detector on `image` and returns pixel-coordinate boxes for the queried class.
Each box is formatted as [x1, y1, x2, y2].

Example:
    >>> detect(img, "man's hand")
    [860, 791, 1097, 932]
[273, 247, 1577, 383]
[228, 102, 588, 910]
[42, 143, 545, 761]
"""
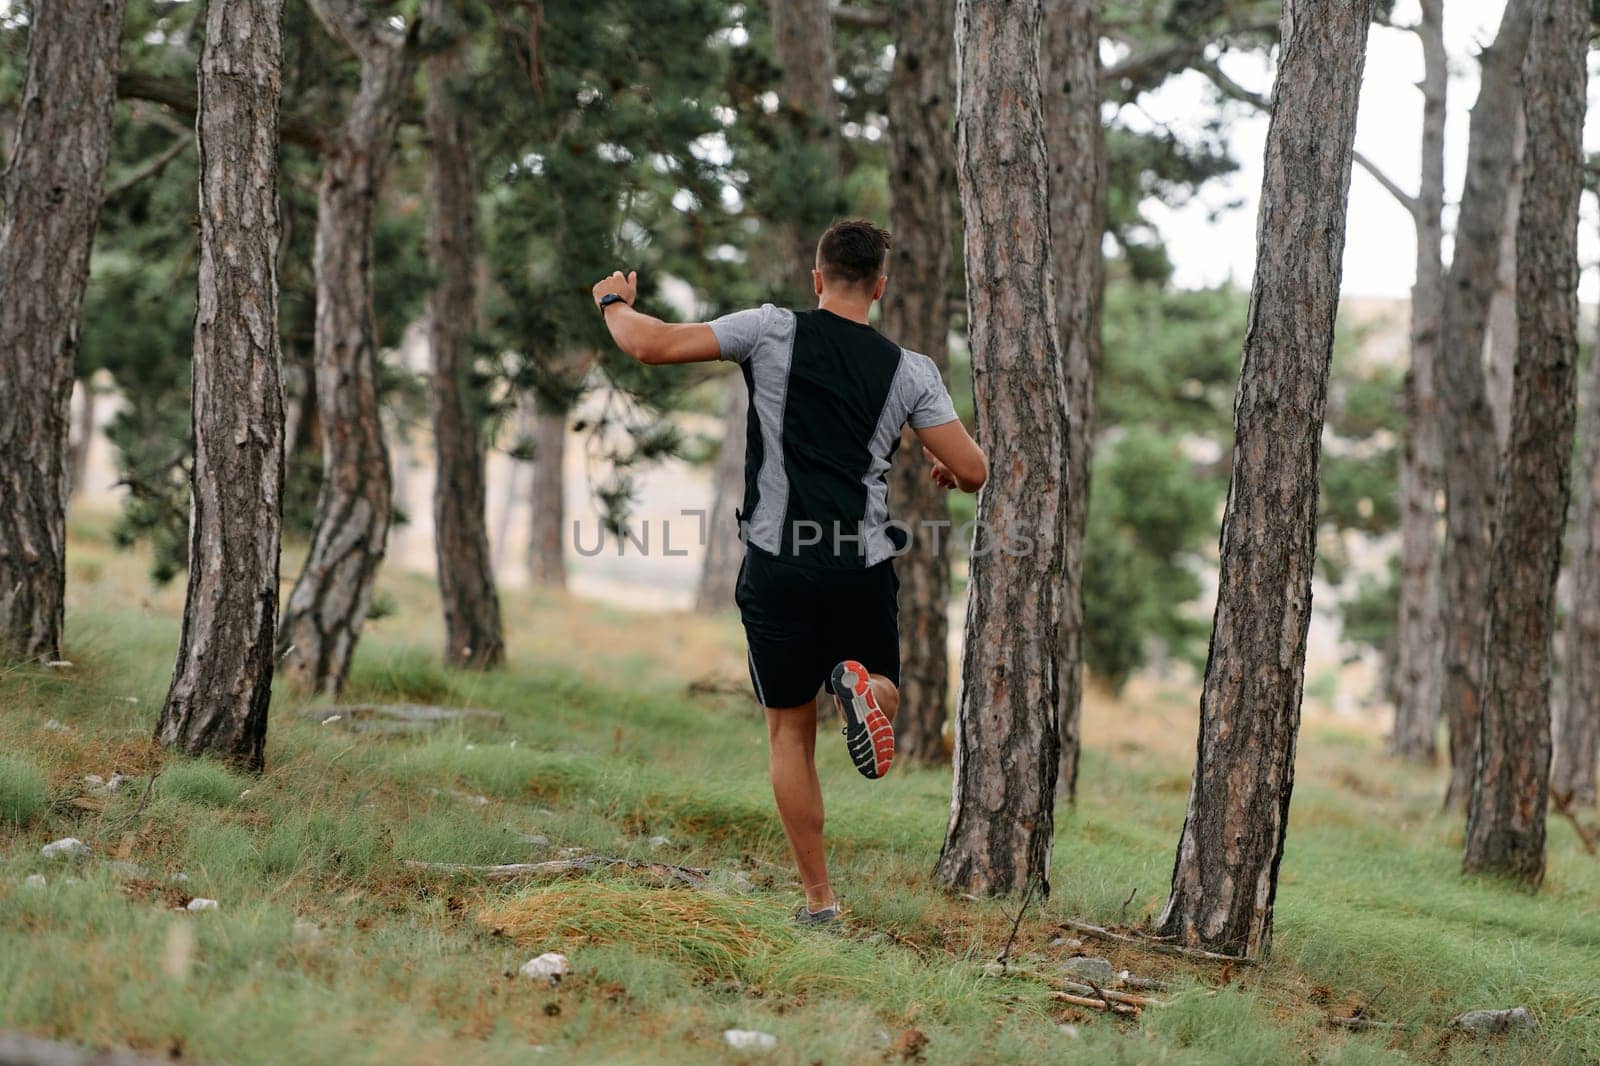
[925, 446, 959, 491]
[592, 270, 638, 310]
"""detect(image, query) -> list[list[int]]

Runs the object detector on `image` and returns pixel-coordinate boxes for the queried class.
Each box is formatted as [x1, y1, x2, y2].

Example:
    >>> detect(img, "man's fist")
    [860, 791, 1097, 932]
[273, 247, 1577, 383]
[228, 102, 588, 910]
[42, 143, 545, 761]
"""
[593, 270, 638, 310]
[924, 446, 958, 491]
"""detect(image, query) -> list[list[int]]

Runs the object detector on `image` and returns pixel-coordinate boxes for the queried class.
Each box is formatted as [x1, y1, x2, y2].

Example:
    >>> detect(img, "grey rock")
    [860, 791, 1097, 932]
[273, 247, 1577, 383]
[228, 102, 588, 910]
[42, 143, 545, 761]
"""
[1060, 956, 1117, 985]
[41, 838, 90, 860]
[1449, 1008, 1538, 1035]
[23, 874, 46, 889]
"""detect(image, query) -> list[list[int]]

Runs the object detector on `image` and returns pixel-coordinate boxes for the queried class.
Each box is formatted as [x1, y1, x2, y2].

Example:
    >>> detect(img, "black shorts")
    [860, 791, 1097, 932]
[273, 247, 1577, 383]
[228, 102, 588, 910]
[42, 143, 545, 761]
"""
[735, 547, 900, 709]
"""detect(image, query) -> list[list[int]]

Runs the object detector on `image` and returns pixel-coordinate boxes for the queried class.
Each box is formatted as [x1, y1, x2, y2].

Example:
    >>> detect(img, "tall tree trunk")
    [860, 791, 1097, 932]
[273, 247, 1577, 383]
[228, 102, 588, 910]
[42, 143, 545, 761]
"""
[1554, 319, 1600, 807]
[881, 0, 956, 765]
[1485, 109, 1525, 454]
[425, 6, 504, 670]
[0, 0, 126, 662]
[1044, 0, 1106, 802]
[1436, 0, 1535, 811]
[695, 381, 746, 611]
[1463, 0, 1586, 883]
[526, 404, 567, 590]
[1158, 0, 1373, 959]
[769, 0, 839, 300]
[156, 0, 286, 771]
[277, 4, 415, 694]
[934, 0, 1066, 897]
[1390, 0, 1447, 764]
[696, 0, 840, 608]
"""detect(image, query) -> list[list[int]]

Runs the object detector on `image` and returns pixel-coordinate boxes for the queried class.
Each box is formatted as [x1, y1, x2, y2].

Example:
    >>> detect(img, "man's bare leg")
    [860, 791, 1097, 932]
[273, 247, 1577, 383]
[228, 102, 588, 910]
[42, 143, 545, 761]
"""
[765, 699, 834, 911]
[868, 674, 899, 723]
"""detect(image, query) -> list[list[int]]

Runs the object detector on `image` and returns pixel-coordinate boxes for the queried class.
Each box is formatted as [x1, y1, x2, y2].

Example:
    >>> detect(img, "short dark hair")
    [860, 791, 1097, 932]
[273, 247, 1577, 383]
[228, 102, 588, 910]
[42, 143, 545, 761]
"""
[816, 219, 892, 289]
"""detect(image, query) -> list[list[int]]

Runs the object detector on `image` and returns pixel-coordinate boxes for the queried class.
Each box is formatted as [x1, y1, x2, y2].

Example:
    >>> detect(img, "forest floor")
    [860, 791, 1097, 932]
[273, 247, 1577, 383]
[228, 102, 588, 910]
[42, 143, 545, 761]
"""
[1, 515, 1597, 1065]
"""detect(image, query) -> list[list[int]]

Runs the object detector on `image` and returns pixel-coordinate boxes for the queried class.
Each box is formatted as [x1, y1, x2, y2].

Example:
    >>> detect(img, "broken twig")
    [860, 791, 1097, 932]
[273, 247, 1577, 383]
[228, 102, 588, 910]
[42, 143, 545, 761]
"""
[1059, 918, 1257, 966]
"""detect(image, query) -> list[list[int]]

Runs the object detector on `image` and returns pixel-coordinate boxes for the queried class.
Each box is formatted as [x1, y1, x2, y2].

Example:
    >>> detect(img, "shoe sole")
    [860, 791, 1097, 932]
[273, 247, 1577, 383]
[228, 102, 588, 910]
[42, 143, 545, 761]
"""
[829, 660, 894, 780]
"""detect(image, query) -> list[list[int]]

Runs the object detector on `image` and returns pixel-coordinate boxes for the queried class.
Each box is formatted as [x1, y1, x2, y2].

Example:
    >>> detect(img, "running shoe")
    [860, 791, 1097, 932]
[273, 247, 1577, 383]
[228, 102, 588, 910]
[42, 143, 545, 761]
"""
[828, 660, 894, 779]
[794, 902, 842, 927]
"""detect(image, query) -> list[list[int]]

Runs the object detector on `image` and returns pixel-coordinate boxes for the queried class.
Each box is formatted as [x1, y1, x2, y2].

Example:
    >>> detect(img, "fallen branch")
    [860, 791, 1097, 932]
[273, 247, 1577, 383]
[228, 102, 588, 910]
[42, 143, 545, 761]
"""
[404, 855, 711, 888]
[1059, 919, 1257, 966]
[1059, 980, 1161, 1009]
[1050, 990, 1139, 1016]
[1551, 791, 1598, 856]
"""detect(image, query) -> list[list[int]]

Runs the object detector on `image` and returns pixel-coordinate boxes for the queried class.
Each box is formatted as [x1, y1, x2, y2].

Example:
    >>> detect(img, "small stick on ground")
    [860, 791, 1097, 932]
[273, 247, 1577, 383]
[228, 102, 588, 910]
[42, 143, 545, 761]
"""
[1118, 885, 1137, 923]
[404, 855, 711, 888]
[1060, 918, 1257, 966]
[997, 874, 1041, 971]
[1059, 980, 1160, 1008]
[1051, 990, 1139, 1016]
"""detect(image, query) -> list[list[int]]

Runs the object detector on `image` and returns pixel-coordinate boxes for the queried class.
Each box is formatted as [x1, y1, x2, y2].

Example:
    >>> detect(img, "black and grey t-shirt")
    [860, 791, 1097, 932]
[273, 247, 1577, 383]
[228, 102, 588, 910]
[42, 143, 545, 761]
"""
[709, 304, 958, 569]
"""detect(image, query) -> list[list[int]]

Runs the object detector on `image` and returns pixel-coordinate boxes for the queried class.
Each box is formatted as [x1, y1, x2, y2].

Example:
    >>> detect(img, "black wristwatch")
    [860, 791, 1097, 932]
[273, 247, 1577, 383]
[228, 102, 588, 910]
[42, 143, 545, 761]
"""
[598, 293, 629, 313]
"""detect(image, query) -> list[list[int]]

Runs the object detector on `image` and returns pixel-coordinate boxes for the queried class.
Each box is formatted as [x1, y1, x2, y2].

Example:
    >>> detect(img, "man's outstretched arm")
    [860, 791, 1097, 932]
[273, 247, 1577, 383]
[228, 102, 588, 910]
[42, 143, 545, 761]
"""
[592, 270, 721, 365]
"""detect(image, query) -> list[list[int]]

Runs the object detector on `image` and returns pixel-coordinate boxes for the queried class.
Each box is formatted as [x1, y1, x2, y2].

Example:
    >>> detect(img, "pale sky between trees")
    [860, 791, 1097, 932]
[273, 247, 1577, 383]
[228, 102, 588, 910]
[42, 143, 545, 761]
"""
[1140, 0, 1600, 301]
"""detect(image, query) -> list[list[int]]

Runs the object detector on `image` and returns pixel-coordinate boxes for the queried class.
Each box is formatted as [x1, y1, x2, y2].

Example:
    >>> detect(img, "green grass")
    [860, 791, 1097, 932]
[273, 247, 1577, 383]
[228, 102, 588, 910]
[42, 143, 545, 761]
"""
[2, 522, 1598, 1064]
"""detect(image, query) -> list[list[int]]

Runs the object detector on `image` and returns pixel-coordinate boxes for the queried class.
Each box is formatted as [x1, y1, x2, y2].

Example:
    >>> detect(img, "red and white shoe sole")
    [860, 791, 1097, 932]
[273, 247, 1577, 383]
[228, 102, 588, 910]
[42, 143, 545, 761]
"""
[832, 660, 894, 779]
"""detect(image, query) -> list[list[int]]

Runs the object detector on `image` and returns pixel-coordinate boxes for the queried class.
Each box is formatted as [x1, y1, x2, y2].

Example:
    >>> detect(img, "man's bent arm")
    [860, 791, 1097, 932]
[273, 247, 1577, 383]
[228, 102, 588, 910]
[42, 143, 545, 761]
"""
[915, 419, 987, 493]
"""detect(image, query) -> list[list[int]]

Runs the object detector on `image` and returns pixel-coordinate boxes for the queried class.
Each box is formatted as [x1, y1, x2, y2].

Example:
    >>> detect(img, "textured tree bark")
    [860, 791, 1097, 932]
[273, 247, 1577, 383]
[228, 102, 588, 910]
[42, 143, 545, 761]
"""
[694, 382, 746, 611]
[0, 0, 126, 662]
[1158, 0, 1373, 959]
[881, 0, 956, 764]
[1436, 0, 1534, 811]
[1043, 0, 1106, 802]
[769, 0, 840, 295]
[1554, 331, 1600, 808]
[1485, 110, 1525, 454]
[934, 0, 1067, 897]
[526, 405, 568, 590]
[156, 0, 286, 772]
[424, 6, 504, 670]
[1389, 0, 1446, 765]
[1463, 0, 1586, 884]
[277, 3, 415, 694]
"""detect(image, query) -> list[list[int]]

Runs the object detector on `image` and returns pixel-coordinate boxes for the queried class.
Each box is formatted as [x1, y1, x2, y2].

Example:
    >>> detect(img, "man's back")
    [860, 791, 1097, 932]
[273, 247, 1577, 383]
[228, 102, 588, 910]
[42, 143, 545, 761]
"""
[712, 304, 956, 568]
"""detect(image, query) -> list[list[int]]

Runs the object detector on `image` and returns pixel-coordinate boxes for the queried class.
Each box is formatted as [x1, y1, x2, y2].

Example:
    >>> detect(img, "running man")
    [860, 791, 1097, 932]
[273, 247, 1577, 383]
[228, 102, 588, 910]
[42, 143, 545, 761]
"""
[592, 219, 987, 924]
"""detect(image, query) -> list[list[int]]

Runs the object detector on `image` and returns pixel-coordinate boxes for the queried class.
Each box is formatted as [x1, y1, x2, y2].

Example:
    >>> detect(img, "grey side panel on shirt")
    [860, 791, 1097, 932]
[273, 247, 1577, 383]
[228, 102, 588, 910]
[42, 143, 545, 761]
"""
[901, 349, 959, 429]
[862, 349, 914, 566]
[745, 308, 797, 555]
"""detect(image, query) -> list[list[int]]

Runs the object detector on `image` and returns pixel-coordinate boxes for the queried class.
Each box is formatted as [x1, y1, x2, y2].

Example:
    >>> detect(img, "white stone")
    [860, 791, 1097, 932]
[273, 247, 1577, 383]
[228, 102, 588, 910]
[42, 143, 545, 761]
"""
[722, 1030, 777, 1052]
[23, 874, 45, 889]
[44, 719, 69, 732]
[648, 835, 671, 850]
[186, 897, 219, 912]
[41, 838, 90, 859]
[519, 952, 569, 983]
[84, 774, 105, 789]
[321, 714, 342, 726]
[1058, 1024, 1081, 1039]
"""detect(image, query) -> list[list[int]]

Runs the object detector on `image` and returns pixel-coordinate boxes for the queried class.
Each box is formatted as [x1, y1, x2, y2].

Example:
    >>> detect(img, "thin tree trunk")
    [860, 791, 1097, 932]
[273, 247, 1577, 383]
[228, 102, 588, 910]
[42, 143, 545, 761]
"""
[1044, 0, 1107, 802]
[881, 0, 956, 765]
[0, 0, 126, 662]
[67, 379, 98, 502]
[1554, 318, 1600, 807]
[1390, 0, 1446, 764]
[277, 4, 415, 694]
[1158, 0, 1373, 959]
[934, 0, 1067, 897]
[695, 381, 746, 611]
[1463, 0, 1586, 884]
[1437, 0, 1535, 811]
[156, 0, 286, 772]
[1485, 109, 1525, 454]
[425, 5, 504, 670]
[526, 405, 567, 590]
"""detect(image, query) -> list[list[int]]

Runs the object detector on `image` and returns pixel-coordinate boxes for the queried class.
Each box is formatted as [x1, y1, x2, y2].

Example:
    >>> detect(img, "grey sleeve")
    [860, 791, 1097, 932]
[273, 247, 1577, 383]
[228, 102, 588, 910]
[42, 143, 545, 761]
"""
[903, 352, 959, 429]
[708, 304, 772, 364]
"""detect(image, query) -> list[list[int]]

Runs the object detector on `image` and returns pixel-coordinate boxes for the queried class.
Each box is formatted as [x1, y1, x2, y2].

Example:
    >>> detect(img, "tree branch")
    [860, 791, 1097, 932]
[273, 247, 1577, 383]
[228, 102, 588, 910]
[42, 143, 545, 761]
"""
[306, 0, 407, 61]
[1353, 150, 1420, 218]
[1195, 56, 1270, 110]
[117, 71, 329, 152]
[1102, 19, 1279, 96]
[832, 3, 890, 29]
[105, 132, 193, 199]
